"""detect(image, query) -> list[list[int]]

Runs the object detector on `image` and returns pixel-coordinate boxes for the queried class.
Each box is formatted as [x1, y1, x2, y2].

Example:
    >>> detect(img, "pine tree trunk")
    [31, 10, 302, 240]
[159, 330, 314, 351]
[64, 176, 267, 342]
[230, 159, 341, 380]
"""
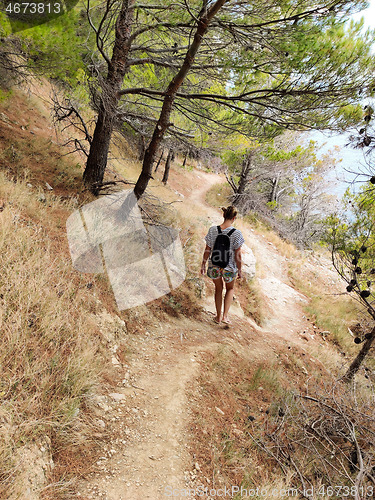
[162, 149, 173, 184]
[342, 327, 375, 382]
[237, 157, 251, 196]
[154, 149, 164, 172]
[232, 153, 253, 205]
[134, 95, 174, 198]
[83, 101, 115, 195]
[83, 0, 134, 194]
[133, 0, 227, 200]
[138, 135, 146, 161]
[182, 151, 188, 167]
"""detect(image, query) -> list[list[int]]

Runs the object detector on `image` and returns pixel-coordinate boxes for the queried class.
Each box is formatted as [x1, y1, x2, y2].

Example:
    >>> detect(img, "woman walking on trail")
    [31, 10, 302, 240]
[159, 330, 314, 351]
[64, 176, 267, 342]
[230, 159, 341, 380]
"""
[200, 206, 244, 324]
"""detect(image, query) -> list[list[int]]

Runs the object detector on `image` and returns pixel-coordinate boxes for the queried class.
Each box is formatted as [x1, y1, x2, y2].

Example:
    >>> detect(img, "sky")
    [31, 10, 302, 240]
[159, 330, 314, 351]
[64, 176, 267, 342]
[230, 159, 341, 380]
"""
[351, 0, 375, 29]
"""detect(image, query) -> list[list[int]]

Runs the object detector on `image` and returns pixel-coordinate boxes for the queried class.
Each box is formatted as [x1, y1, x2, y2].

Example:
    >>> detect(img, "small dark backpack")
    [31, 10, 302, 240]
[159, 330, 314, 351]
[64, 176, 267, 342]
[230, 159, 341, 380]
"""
[211, 226, 236, 269]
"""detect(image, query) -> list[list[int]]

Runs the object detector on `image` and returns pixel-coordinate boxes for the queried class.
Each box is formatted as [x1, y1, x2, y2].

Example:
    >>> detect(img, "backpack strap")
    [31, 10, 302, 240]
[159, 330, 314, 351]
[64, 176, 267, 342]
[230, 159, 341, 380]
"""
[217, 226, 222, 233]
[227, 228, 236, 237]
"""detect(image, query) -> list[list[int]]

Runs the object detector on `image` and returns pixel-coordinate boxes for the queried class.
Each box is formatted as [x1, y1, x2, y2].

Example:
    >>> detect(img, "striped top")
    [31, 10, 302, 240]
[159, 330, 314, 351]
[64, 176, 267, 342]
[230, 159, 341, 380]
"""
[205, 225, 244, 272]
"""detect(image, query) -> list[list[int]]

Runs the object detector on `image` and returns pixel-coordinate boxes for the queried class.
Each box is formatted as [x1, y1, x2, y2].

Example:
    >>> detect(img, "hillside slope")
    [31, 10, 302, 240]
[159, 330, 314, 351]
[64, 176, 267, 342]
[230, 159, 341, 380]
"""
[0, 83, 363, 499]
[75, 172, 347, 499]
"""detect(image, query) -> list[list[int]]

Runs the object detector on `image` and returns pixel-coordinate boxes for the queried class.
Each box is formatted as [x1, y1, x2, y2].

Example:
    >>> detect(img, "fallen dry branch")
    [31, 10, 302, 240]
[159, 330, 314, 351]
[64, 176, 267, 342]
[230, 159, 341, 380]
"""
[247, 382, 375, 497]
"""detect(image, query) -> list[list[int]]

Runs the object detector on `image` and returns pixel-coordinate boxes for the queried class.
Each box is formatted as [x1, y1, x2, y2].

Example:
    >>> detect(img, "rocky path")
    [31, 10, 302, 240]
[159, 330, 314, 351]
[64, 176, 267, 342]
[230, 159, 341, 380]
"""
[78, 316, 225, 500]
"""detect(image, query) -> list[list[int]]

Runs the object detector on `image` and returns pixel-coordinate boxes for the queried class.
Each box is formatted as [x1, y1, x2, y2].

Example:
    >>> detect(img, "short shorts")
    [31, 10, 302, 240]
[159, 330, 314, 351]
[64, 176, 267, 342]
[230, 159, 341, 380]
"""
[207, 265, 237, 283]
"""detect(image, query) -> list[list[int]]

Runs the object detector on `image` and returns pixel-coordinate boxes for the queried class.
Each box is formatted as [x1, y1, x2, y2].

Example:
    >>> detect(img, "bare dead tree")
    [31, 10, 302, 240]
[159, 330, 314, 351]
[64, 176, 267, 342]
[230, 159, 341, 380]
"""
[0, 39, 32, 85]
[52, 93, 93, 157]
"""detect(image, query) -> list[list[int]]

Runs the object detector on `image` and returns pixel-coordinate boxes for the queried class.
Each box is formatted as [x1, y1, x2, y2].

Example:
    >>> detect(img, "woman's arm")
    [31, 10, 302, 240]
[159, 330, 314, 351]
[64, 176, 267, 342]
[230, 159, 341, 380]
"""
[234, 247, 242, 278]
[200, 244, 211, 275]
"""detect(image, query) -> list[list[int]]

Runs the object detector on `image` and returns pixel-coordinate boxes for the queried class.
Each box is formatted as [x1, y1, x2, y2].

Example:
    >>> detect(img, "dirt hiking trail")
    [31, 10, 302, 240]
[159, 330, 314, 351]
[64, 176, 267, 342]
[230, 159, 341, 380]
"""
[78, 170, 337, 500]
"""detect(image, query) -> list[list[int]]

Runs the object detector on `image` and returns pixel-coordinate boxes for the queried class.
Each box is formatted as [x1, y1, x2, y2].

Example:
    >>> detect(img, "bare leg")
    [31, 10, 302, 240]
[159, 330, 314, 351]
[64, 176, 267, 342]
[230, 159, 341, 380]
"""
[222, 279, 235, 323]
[213, 277, 223, 322]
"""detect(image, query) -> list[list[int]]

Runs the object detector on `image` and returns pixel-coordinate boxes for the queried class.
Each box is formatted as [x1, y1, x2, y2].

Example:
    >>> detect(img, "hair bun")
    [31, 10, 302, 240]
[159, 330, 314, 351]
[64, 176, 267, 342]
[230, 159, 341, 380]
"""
[222, 205, 237, 220]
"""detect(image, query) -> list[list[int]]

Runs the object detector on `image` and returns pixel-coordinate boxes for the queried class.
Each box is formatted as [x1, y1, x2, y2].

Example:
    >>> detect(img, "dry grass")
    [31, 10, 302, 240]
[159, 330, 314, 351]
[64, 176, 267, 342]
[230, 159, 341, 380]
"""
[288, 257, 360, 354]
[189, 344, 320, 495]
[0, 170, 107, 496]
[190, 342, 375, 497]
[0, 137, 83, 193]
[251, 225, 298, 260]
[305, 296, 359, 350]
[205, 182, 233, 208]
[0, 88, 117, 496]
[0, 91, 84, 197]
[247, 379, 375, 497]
[262, 232, 297, 260]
